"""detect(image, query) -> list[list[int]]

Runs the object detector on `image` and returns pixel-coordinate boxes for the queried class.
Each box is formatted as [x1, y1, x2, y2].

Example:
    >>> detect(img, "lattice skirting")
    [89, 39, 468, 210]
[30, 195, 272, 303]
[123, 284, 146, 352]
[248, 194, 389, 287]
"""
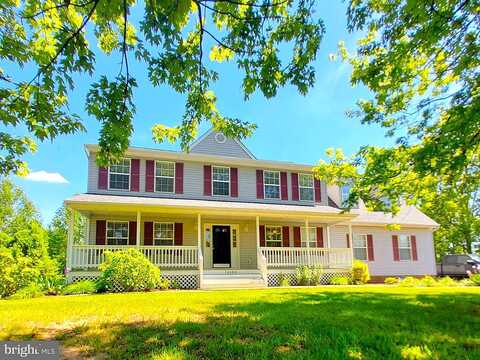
[68, 271, 199, 290]
[267, 270, 352, 287]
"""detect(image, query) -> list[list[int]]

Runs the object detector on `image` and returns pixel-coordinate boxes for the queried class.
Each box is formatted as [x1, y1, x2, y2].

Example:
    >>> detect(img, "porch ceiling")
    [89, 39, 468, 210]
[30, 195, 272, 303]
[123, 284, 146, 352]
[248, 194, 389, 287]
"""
[65, 193, 356, 223]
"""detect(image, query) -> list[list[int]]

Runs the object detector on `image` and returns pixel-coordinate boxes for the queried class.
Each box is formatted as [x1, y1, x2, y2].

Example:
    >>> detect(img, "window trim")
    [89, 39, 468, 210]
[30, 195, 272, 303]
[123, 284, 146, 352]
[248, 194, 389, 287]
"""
[154, 160, 176, 194]
[265, 225, 283, 247]
[153, 222, 175, 246]
[298, 173, 314, 202]
[105, 220, 129, 245]
[398, 234, 413, 261]
[107, 158, 131, 191]
[212, 165, 231, 197]
[263, 170, 281, 200]
[353, 233, 368, 261]
[300, 227, 317, 248]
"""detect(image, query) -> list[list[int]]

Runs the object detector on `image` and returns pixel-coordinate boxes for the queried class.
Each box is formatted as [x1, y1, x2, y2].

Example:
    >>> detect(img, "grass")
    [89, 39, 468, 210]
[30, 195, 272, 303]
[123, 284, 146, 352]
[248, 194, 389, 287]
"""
[1, 286, 479, 359]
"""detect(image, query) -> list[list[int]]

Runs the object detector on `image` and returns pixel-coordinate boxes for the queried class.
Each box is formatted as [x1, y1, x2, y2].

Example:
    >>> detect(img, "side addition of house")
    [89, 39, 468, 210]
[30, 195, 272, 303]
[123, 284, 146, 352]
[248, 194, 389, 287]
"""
[65, 129, 439, 288]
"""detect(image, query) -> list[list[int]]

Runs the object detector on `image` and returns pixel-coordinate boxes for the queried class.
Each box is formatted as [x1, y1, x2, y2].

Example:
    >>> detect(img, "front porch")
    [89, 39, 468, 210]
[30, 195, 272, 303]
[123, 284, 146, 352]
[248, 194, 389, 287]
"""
[65, 197, 355, 288]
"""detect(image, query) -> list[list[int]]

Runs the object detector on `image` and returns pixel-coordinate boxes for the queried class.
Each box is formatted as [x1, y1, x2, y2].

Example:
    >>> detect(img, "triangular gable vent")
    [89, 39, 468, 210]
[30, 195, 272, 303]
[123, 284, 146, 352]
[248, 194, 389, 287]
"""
[189, 129, 256, 159]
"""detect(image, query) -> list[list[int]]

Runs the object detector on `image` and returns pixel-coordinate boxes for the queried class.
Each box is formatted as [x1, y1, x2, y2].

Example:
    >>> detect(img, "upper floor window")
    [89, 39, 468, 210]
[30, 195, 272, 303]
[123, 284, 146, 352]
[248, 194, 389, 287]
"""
[265, 226, 282, 247]
[155, 161, 175, 193]
[106, 221, 128, 245]
[299, 174, 314, 201]
[398, 235, 412, 260]
[340, 184, 352, 207]
[264, 170, 280, 199]
[301, 227, 317, 248]
[353, 234, 368, 260]
[154, 222, 174, 246]
[109, 158, 130, 190]
[212, 166, 230, 196]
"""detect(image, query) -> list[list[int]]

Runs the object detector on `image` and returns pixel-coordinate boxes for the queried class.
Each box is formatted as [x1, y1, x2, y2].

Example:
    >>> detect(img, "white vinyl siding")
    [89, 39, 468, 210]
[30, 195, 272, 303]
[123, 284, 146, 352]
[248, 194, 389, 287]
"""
[154, 222, 174, 245]
[155, 161, 175, 193]
[353, 234, 368, 261]
[212, 166, 230, 196]
[109, 159, 130, 190]
[265, 226, 282, 247]
[264, 171, 280, 199]
[106, 221, 129, 245]
[299, 174, 314, 201]
[399, 235, 412, 261]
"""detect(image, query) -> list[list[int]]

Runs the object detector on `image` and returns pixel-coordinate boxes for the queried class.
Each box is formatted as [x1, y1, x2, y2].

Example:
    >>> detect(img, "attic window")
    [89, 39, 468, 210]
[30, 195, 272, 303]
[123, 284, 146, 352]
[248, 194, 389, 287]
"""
[215, 133, 226, 143]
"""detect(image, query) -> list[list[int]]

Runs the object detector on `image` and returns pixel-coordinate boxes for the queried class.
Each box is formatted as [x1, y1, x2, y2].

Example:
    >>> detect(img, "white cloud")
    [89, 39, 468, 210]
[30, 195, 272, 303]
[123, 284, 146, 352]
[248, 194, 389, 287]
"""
[24, 170, 69, 184]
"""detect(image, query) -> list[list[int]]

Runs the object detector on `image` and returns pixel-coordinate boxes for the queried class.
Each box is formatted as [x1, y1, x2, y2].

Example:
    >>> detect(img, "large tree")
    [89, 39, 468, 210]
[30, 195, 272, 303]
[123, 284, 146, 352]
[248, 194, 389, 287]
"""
[0, 0, 324, 175]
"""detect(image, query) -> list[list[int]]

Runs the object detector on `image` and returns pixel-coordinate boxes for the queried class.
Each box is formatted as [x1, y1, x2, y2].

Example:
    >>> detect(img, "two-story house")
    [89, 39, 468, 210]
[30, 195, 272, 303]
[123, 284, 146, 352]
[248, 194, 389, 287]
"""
[64, 129, 438, 288]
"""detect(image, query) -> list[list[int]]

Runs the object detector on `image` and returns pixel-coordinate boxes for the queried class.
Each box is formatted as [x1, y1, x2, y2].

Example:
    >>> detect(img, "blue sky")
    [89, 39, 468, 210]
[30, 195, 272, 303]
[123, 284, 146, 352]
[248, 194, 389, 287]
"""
[10, 1, 393, 224]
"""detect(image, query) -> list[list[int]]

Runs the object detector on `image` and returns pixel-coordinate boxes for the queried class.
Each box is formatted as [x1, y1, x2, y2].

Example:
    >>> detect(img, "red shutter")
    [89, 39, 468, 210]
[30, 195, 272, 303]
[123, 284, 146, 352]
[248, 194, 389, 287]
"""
[230, 167, 238, 197]
[175, 162, 184, 194]
[130, 159, 140, 192]
[204, 165, 212, 196]
[128, 221, 137, 245]
[346, 233, 350, 248]
[316, 227, 324, 248]
[174, 223, 183, 246]
[98, 167, 108, 189]
[314, 179, 322, 203]
[392, 235, 400, 261]
[256, 170, 264, 199]
[144, 221, 153, 245]
[96, 220, 106, 245]
[293, 226, 301, 247]
[280, 172, 288, 200]
[367, 234, 374, 261]
[259, 225, 265, 246]
[145, 160, 155, 192]
[291, 173, 299, 201]
[411, 235, 418, 261]
[282, 226, 290, 247]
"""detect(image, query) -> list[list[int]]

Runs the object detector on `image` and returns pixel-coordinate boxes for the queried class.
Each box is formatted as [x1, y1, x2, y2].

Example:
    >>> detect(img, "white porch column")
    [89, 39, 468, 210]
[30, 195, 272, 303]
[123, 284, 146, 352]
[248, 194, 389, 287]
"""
[85, 216, 90, 245]
[197, 214, 203, 288]
[326, 225, 331, 248]
[197, 214, 202, 249]
[66, 207, 75, 271]
[136, 211, 141, 248]
[256, 216, 260, 248]
[348, 223, 353, 266]
[305, 219, 311, 266]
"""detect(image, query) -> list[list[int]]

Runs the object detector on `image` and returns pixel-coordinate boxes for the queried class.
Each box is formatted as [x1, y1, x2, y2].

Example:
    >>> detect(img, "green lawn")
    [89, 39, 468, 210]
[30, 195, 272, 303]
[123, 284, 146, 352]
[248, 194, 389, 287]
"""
[1, 286, 479, 359]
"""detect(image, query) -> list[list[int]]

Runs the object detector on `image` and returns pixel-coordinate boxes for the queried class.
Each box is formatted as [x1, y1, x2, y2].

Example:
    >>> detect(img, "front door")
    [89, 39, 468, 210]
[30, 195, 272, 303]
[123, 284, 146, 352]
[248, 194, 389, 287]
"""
[213, 225, 231, 267]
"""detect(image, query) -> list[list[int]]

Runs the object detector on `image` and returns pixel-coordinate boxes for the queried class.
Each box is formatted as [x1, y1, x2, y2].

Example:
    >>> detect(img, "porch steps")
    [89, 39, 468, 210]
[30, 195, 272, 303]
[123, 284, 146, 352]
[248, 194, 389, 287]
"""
[201, 270, 266, 289]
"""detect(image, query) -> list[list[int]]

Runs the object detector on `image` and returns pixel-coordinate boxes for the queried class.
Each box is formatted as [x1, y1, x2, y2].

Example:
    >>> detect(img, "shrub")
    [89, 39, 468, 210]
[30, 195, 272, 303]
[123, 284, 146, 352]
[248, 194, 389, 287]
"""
[97, 249, 161, 292]
[399, 276, 420, 287]
[296, 265, 312, 286]
[468, 273, 480, 286]
[278, 273, 290, 287]
[419, 276, 438, 287]
[169, 279, 181, 289]
[8, 283, 44, 300]
[351, 260, 370, 284]
[158, 278, 170, 290]
[329, 276, 349, 285]
[61, 280, 97, 295]
[437, 276, 457, 287]
[384, 277, 400, 285]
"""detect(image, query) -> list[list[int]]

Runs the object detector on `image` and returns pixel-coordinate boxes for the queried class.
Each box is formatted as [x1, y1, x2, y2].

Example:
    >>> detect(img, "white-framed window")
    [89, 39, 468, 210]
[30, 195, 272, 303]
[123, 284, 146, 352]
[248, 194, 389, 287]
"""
[340, 184, 351, 207]
[299, 174, 314, 201]
[155, 161, 175, 193]
[154, 222, 174, 246]
[353, 234, 368, 261]
[301, 227, 317, 248]
[109, 158, 130, 190]
[106, 221, 129, 245]
[265, 226, 282, 247]
[212, 166, 230, 196]
[264, 170, 280, 199]
[398, 235, 412, 261]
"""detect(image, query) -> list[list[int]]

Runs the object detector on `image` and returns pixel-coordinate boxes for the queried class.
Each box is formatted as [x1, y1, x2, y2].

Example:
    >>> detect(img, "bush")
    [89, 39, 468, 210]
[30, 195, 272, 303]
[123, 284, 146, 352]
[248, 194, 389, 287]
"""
[419, 276, 438, 287]
[8, 283, 44, 300]
[278, 274, 290, 287]
[468, 273, 480, 286]
[384, 277, 400, 285]
[399, 276, 420, 287]
[310, 266, 324, 285]
[158, 278, 170, 290]
[61, 280, 97, 295]
[329, 276, 350, 285]
[97, 249, 161, 292]
[295, 266, 323, 286]
[351, 260, 370, 284]
[437, 276, 457, 287]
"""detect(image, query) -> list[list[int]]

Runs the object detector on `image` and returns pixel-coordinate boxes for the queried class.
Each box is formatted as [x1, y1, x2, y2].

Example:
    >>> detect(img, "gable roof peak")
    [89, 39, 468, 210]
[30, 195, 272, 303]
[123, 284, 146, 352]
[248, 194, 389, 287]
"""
[189, 128, 256, 159]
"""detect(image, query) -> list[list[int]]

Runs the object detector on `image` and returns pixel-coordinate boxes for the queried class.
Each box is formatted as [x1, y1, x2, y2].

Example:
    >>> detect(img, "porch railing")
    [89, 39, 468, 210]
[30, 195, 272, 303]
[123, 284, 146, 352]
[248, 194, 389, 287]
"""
[260, 247, 352, 269]
[70, 245, 198, 269]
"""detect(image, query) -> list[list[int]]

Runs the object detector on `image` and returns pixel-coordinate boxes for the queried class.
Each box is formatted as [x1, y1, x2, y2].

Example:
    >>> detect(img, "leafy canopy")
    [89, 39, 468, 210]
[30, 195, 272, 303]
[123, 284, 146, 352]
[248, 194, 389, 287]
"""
[1, 0, 324, 173]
